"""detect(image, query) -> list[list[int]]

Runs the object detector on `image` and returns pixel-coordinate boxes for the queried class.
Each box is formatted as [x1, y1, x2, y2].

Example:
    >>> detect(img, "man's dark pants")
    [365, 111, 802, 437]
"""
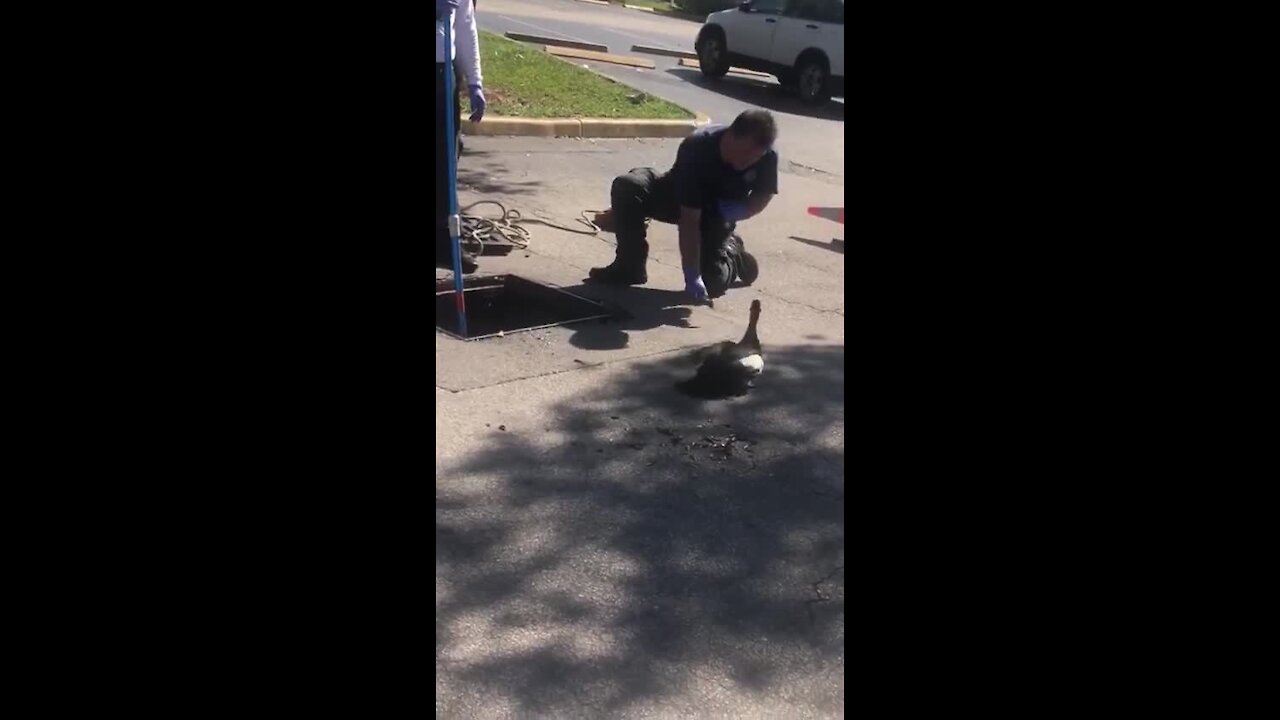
[610, 167, 741, 298]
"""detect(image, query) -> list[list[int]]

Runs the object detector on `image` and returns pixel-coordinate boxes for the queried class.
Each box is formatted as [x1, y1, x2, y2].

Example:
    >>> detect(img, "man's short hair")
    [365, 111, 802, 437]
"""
[729, 110, 777, 148]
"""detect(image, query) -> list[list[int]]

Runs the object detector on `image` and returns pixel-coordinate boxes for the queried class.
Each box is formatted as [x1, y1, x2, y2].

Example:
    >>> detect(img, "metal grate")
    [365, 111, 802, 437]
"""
[435, 275, 613, 341]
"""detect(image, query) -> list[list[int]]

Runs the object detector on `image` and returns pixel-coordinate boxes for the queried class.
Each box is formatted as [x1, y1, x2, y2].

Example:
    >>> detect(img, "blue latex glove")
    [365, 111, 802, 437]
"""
[684, 267, 708, 302]
[718, 199, 749, 222]
[437, 0, 459, 16]
[468, 84, 486, 122]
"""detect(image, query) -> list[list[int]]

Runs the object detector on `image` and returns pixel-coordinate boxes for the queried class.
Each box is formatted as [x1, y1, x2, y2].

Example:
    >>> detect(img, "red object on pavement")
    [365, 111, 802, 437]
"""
[807, 206, 844, 224]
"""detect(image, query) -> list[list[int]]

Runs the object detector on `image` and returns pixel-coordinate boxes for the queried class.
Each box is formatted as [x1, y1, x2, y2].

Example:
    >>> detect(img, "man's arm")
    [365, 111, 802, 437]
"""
[718, 191, 773, 223]
[718, 151, 778, 222]
[671, 137, 710, 300]
[679, 205, 708, 301]
[678, 205, 702, 276]
[740, 150, 779, 219]
[455, 0, 486, 121]
[455, 0, 483, 88]
[744, 191, 774, 219]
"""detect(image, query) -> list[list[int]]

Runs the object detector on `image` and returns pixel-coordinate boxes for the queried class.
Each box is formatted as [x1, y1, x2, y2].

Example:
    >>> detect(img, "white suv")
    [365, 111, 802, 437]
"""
[694, 0, 844, 104]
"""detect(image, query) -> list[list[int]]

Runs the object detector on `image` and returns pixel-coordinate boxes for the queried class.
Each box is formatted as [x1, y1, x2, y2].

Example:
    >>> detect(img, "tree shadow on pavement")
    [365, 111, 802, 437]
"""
[457, 167, 543, 197]
[436, 344, 845, 717]
[457, 139, 544, 197]
[666, 67, 846, 122]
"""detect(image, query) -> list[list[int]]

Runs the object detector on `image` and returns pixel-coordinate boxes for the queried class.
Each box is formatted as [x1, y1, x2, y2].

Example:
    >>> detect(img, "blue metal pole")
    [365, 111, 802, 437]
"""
[442, 11, 467, 337]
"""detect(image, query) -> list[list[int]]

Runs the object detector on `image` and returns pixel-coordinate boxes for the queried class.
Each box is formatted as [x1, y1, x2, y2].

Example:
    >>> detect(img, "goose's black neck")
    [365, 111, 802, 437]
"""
[741, 308, 761, 350]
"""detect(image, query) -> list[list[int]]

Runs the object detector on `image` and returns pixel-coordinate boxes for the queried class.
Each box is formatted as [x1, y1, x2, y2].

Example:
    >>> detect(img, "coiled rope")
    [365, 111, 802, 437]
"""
[458, 201, 615, 256]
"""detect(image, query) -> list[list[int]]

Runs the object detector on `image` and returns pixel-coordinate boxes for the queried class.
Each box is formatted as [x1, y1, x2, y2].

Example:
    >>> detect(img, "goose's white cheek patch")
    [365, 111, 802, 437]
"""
[736, 354, 764, 375]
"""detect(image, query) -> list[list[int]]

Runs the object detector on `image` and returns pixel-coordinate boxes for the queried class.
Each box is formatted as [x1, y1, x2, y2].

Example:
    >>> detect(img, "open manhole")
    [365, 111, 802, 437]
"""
[435, 275, 613, 341]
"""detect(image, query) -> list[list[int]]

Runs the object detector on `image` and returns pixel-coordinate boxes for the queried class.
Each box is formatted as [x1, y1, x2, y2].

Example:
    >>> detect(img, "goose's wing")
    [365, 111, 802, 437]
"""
[689, 341, 736, 366]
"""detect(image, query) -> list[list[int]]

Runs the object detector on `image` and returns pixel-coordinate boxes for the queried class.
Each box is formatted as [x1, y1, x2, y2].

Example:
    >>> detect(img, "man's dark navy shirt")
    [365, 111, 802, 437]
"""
[670, 125, 779, 211]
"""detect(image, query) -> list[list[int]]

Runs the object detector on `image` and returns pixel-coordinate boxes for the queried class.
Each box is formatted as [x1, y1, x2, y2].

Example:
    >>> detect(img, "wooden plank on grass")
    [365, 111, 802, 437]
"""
[504, 32, 607, 53]
[545, 46, 656, 69]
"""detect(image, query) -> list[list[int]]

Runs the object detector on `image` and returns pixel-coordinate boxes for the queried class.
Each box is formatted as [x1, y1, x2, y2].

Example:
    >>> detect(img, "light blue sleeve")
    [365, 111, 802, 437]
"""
[454, 0, 483, 87]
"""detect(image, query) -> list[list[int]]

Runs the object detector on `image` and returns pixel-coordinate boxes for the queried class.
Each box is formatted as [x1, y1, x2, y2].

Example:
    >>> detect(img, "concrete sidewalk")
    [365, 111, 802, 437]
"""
[437, 136, 845, 718]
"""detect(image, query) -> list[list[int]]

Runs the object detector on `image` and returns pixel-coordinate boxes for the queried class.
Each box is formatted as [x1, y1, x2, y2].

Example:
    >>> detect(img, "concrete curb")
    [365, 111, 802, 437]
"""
[677, 57, 774, 80]
[546, 45, 655, 69]
[504, 32, 607, 53]
[623, 3, 656, 10]
[576, 0, 610, 4]
[463, 112, 711, 139]
[631, 44, 697, 60]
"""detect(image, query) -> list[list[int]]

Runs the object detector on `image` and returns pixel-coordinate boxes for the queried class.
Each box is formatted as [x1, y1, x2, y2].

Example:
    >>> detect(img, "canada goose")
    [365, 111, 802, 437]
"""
[677, 300, 764, 399]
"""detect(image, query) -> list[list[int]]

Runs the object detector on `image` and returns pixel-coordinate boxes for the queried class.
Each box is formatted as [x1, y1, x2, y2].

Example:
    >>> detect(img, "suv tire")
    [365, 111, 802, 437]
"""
[697, 32, 730, 79]
[796, 55, 831, 105]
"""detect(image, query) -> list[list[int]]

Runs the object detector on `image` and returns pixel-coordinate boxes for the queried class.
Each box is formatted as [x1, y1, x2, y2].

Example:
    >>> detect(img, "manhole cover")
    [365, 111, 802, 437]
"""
[435, 275, 613, 341]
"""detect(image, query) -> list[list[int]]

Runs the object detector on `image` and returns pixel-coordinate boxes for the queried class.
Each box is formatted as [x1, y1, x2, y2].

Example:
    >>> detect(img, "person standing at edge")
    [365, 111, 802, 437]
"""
[436, 0, 486, 274]
[589, 110, 775, 302]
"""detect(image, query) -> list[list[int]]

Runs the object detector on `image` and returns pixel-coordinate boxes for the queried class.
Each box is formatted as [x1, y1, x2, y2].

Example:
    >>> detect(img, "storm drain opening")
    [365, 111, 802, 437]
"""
[435, 275, 614, 341]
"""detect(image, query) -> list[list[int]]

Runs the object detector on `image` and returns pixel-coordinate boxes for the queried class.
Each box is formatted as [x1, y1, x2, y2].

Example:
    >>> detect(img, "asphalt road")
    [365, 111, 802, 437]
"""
[475, 0, 845, 181]
[437, 138, 845, 717]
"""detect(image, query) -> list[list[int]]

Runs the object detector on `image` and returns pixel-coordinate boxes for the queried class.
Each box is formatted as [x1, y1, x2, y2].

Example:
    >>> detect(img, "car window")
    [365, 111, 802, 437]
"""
[827, 1, 843, 24]
[785, 0, 842, 23]
[750, 0, 787, 14]
[826, 1, 843, 24]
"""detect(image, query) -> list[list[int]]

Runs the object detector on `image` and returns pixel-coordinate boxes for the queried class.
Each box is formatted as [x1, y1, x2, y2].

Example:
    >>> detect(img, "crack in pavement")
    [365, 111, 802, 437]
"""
[437, 342, 711, 395]
[804, 565, 844, 626]
[779, 254, 847, 276]
[814, 565, 843, 594]
[756, 289, 844, 317]
[783, 160, 843, 184]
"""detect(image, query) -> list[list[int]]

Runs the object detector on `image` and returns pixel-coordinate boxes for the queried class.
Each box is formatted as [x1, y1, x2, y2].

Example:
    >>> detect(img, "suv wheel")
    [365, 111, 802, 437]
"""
[796, 57, 831, 105]
[697, 33, 730, 79]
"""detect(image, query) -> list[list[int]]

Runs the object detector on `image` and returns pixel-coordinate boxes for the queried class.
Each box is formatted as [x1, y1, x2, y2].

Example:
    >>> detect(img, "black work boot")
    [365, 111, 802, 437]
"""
[729, 234, 760, 286]
[588, 260, 647, 286]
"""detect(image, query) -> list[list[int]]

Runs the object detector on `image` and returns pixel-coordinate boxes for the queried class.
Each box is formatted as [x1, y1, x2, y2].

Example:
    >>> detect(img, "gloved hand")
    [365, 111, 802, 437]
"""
[717, 199, 749, 222]
[684, 268, 708, 302]
[437, 0, 460, 16]
[468, 84, 486, 122]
